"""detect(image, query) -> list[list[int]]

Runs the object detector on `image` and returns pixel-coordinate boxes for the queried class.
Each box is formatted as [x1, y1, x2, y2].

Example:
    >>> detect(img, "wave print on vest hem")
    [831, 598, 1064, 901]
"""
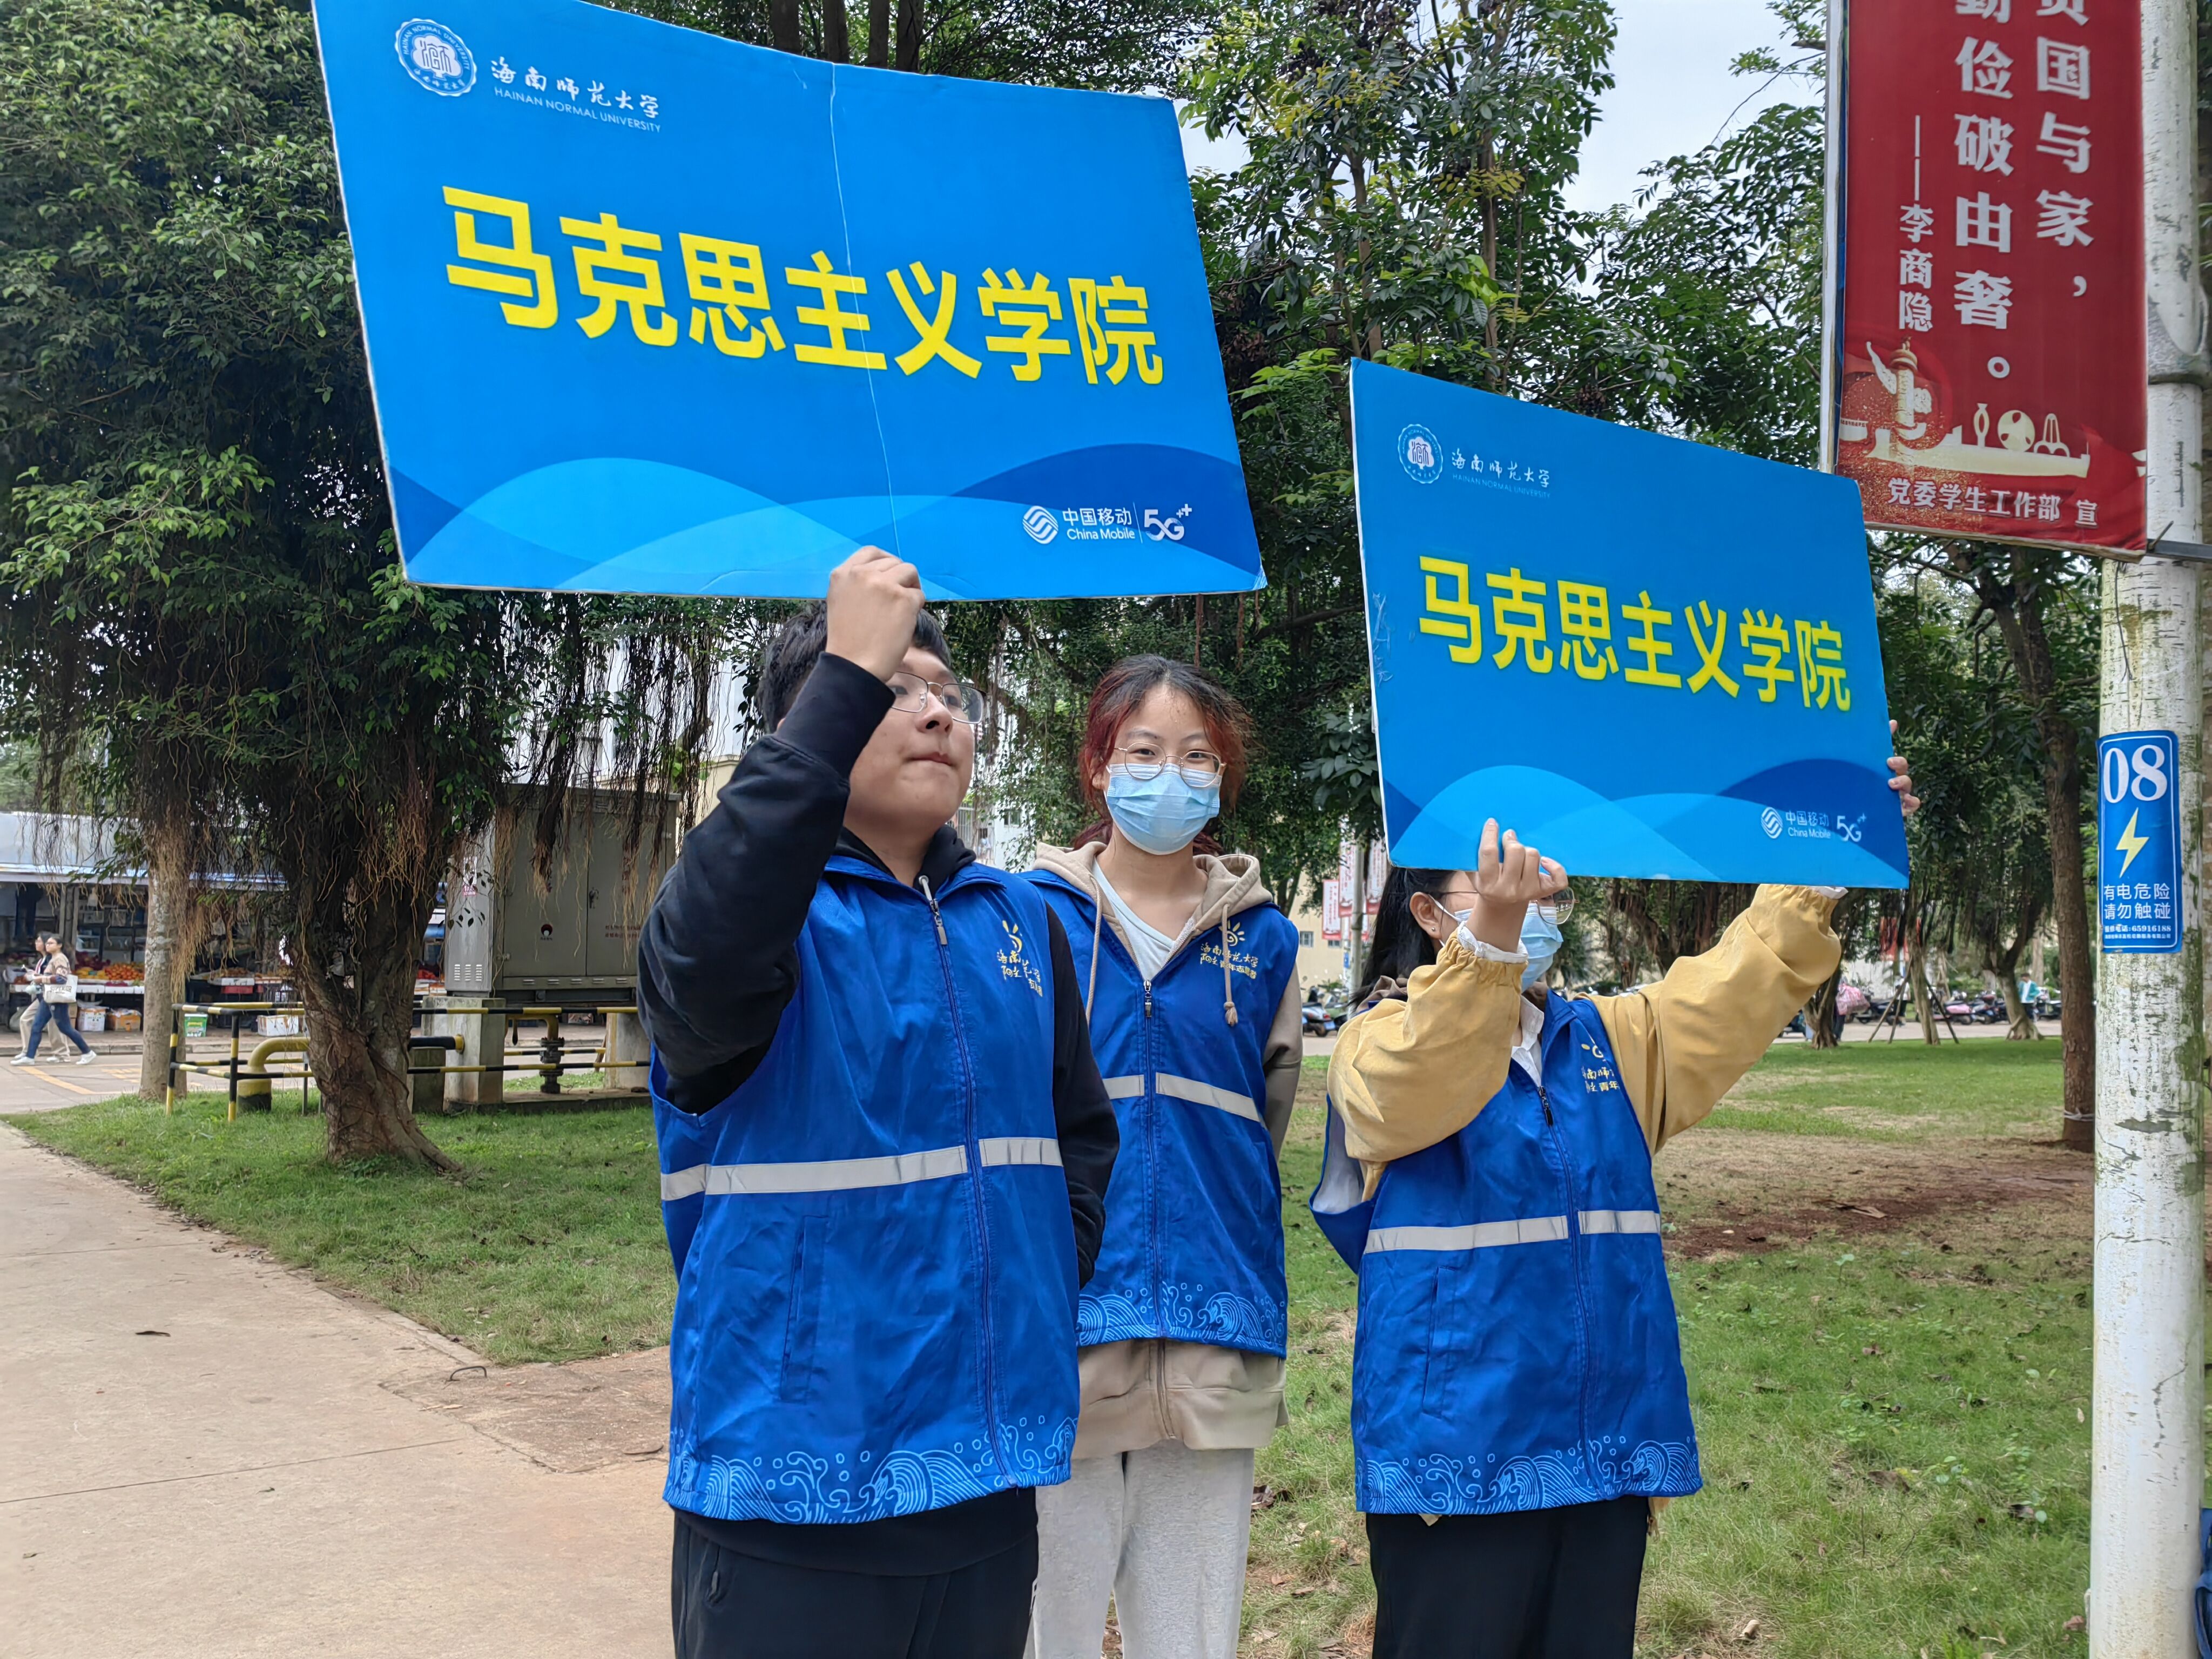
[671, 1416, 1075, 1524]
[1358, 1437, 1701, 1516]
[1078, 1282, 1286, 1354]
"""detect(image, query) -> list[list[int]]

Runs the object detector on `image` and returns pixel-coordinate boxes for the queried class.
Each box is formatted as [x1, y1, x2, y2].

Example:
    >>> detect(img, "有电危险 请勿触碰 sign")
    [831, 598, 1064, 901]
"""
[1352, 359, 1907, 888]
[315, 0, 1263, 599]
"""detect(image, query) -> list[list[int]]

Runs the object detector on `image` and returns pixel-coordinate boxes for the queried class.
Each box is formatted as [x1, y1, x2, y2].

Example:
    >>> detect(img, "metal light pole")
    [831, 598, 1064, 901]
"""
[2089, 0, 2206, 1647]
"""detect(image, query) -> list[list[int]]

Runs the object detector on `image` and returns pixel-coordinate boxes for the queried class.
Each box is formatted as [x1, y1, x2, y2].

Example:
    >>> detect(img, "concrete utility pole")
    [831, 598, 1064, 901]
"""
[2089, 0, 2207, 1647]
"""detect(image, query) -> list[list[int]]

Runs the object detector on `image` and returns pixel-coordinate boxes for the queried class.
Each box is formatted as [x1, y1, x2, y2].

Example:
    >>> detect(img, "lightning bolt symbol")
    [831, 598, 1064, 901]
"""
[2115, 810, 2149, 876]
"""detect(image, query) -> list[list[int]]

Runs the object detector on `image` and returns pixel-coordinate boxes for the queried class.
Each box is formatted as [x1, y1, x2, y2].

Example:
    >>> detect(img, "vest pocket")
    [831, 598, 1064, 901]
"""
[779, 1212, 826, 1405]
[1419, 1260, 1465, 1417]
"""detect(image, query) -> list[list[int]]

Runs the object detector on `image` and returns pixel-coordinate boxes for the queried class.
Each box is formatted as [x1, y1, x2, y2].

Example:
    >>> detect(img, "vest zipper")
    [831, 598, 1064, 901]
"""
[918, 874, 1014, 1486]
[1143, 976, 1161, 1341]
[1537, 1075, 1596, 1472]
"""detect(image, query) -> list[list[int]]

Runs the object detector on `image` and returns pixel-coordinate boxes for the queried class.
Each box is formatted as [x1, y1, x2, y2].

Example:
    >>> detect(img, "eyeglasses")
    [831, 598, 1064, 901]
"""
[887, 672, 986, 725]
[1111, 743, 1224, 785]
[1432, 887, 1575, 923]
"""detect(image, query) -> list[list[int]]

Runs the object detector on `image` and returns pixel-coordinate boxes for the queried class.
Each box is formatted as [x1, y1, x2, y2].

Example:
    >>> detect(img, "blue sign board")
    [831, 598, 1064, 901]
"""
[1352, 359, 1908, 886]
[313, 0, 1263, 599]
[2097, 730, 2182, 953]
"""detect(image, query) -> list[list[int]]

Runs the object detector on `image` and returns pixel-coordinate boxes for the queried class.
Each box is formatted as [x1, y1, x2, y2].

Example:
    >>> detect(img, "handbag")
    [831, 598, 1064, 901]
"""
[42, 974, 77, 1004]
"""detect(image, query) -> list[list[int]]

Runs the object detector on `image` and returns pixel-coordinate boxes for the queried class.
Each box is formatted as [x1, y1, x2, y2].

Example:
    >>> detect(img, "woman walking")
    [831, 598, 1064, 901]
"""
[15, 932, 97, 1066]
[1025, 656, 1304, 1659]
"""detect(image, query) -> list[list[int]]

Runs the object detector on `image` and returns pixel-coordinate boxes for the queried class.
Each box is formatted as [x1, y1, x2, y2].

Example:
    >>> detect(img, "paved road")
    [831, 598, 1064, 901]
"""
[0, 1127, 669, 1659]
[0, 1051, 146, 1114]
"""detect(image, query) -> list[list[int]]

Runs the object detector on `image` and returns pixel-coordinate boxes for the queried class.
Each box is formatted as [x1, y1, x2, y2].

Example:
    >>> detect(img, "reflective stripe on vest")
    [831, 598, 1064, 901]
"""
[979, 1135, 1064, 1169]
[1365, 1216, 1569, 1253]
[1579, 1208, 1662, 1236]
[662, 1136, 1061, 1201]
[1361, 1209, 1663, 1255]
[1098, 1072, 1258, 1122]
[1156, 1073, 1259, 1122]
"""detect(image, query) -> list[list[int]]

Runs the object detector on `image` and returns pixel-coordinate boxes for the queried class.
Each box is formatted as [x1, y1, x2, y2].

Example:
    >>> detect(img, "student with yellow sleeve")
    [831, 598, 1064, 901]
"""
[1312, 756, 1914, 1657]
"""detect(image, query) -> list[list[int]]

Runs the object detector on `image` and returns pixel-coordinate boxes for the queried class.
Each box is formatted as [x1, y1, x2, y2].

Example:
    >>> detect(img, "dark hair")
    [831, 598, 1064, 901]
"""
[756, 600, 954, 730]
[1357, 864, 1459, 1004]
[1068, 656, 1252, 851]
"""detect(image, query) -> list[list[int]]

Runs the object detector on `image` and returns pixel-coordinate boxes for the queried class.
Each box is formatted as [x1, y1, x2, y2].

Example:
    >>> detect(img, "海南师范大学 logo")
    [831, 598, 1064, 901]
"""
[395, 19, 476, 96]
[1022, 506, 1058, 545]
[1398, 424, 1444, 485]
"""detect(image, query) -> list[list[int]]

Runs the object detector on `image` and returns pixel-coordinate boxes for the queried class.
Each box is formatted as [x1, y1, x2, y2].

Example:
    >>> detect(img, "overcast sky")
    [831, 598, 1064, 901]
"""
[1178, 0, 1808, 217]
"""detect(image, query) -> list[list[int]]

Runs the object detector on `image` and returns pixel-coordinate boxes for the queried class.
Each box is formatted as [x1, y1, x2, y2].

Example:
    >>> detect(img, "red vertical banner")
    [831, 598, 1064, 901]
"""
[1831, 0, 2144, 551]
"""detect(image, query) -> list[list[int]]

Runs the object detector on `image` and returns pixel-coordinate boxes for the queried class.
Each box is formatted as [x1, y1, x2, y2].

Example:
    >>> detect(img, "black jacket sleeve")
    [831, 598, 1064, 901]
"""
[1043, 908, 1117, 1284]
[636, 653, 893, 1114]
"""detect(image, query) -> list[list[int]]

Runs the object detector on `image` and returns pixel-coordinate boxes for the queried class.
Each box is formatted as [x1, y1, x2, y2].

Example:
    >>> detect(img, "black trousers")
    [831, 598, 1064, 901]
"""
[1366, 1496, 1649, 1659]
[671, 1514, 1037, 1658]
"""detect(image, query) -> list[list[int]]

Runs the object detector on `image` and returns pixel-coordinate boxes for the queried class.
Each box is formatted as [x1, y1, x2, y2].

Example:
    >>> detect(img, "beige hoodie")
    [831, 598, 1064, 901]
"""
[1030, 840, 1306, 1458]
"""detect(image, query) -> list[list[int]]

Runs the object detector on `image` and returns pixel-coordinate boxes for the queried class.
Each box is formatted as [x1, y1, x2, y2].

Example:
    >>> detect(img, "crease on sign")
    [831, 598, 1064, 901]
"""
[827, 66, 901, 563]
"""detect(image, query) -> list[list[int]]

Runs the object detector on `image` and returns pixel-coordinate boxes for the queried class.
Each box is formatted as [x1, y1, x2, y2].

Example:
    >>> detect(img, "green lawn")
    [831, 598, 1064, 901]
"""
[3, 1040, 2146, 1656]
[1707, 1037, 2069, 1142]
[9, 1089, 672, 1364]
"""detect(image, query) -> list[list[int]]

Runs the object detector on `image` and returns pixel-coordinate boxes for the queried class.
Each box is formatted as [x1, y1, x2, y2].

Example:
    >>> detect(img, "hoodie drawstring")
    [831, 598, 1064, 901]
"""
[1084, 895, 1105, 1021]
[1074, 847, 1245, 1029]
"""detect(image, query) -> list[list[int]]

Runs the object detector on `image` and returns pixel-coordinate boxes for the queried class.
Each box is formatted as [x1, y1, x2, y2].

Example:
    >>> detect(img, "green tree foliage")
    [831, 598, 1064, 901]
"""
[1877, 574, 2079, 1040]
[622, 0, 1213, 86]
[0, 0, 739, 1163]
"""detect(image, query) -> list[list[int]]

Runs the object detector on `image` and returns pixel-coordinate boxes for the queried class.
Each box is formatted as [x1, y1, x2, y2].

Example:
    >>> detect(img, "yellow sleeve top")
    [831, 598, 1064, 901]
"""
[1328, 886, 1843, 1196]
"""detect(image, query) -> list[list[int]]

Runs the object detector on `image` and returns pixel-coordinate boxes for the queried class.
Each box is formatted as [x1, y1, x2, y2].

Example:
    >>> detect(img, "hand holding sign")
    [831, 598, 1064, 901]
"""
[826, 547, 925, 684]
[1468, 820, 1568, 955]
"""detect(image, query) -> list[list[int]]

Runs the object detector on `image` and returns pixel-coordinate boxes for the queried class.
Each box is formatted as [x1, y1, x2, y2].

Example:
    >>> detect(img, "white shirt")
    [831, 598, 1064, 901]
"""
[1094, 864, 1188, 982]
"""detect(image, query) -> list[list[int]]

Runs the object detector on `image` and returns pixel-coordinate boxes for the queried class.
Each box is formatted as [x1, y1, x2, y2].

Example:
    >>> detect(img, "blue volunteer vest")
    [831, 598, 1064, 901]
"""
[651, 856, 1079, 1525]
[1311, 994, 1701, 1516]
[1030, 871, 1300, 1357]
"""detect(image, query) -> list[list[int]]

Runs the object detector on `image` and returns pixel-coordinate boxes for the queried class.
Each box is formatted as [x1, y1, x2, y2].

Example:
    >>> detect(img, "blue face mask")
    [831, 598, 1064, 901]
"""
[1444, 902, 1564, 990]
[1519, 907, 1563, 990]
[1105, 766, 1223, 855]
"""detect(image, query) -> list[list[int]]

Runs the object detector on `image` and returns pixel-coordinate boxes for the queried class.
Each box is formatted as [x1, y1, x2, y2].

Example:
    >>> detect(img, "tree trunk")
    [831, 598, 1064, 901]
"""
[1997, 972, 2038, 1041]
[1803, 891, 1865, 1049]
[1906, 934, 1943, 1045]
[866, 0, 888, 65]
[295, 879, 454, 1169]
[1967, 549, 2094, 1145]
[894, 0, 920, 71]
[770, 0, 801, 53]
[822, 0, 850, 62]
[1804, 965, 1843, 1048]
[137, 824, 201, 1101]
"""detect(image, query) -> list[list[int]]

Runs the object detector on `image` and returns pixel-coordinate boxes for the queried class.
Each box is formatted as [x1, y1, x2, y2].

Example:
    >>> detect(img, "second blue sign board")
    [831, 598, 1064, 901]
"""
[1352, 359, 1908, 888]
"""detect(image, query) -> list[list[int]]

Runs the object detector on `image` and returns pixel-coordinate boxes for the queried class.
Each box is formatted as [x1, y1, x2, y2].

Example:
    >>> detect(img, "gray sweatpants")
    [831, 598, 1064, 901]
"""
[1027, 1441, 1255, 1659]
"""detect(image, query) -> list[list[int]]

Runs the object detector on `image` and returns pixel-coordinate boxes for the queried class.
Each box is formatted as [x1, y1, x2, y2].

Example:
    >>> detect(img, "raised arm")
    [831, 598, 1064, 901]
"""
[636, 652, 892, 1112]
[1591, 885, 1843, 1152]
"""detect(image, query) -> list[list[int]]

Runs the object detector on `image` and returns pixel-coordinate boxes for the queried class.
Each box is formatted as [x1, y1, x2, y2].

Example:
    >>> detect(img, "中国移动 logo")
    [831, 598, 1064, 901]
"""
[1022, 505, 1059, 545]
[395, 19, 476, 96]
[1398, 424, 1444, 485]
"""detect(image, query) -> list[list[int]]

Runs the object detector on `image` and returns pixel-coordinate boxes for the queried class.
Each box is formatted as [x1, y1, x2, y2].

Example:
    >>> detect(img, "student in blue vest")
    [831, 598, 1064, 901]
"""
[637, 547, 1120, 1659]
[1316, 758, 1916, 1656]
[1024, 657, 1304, 1659]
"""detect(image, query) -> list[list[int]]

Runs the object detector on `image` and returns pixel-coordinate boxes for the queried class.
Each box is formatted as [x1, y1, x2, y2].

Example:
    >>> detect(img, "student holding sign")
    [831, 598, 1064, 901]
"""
[1312, 760, 1912, 1656]
[1024, 658, 1304, 1659]
[638, 548, 1119, 1659]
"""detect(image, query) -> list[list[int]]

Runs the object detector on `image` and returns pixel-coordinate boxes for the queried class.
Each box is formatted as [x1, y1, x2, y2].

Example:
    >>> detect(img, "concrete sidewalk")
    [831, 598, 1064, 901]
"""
[0, 1127, 669, 1658]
